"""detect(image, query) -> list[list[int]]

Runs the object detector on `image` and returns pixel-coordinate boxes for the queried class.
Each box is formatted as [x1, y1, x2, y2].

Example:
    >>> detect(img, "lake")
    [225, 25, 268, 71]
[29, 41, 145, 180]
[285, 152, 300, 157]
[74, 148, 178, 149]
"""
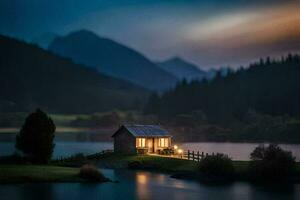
[1, 140, 300, 161]
[1, 129, 300, 161]
[0, 168, 299, 200]
[1, 132, 300, 200]
[180, 142, 300, 161]
[0, 141, 113, 159]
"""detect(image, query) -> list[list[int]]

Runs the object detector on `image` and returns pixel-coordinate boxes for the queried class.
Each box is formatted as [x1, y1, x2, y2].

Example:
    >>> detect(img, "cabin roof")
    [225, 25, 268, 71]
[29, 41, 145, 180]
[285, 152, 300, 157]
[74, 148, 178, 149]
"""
[112, 124, 171, 138]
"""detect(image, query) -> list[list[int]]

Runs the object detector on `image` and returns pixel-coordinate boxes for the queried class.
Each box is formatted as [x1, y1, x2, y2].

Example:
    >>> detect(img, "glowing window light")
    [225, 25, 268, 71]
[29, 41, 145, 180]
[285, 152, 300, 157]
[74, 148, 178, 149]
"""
[137, 138, 146, 148]
[159, 138, 168, 147]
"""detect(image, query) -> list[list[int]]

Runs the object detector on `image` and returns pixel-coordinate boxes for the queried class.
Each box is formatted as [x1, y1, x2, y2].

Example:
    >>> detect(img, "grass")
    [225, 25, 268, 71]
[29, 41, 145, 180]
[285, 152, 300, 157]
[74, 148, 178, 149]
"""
[96, 154, 300, 183]
[2, 154, 300, 184]
[0, 165, 83, 184]
[59, 152, 300, 173]
[110, 154, 198, 172]
[56, 153, 199, 172]
[128, 155, 199, 172]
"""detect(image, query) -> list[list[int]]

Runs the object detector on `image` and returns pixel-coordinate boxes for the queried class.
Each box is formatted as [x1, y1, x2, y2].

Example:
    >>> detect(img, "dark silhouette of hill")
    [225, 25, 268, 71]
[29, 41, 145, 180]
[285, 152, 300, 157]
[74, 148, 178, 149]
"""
[48, 30, 178, 91]
[0, 34, 149, 113]
[157, 57, 207, 81]
[31, 32, 58, 49]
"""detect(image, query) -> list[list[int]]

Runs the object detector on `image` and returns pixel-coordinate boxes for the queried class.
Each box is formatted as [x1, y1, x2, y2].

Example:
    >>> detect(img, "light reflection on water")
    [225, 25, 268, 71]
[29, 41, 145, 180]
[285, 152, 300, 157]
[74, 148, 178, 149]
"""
[136, 172, 150, 199]
[0, 169, 299, 200]
[136, 173, 147, 184]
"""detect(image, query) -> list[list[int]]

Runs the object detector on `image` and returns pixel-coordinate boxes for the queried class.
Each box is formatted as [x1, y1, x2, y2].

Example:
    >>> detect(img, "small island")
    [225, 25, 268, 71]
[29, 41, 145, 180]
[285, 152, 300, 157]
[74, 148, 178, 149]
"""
[1, 110, 300, 185]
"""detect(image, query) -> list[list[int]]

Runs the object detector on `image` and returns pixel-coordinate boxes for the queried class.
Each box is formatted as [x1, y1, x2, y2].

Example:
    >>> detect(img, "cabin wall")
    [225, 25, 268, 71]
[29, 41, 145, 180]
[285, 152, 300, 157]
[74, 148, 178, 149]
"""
[114, 130, 136, 154]
[113, 126, 172, 154]
[153, 137, 172, 153]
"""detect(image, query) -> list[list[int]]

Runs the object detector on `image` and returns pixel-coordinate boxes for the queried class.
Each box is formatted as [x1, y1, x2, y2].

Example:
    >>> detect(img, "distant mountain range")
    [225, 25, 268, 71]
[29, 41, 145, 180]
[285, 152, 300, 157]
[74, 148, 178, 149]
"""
[48, 30, 178, 91]
[0, 29, 233, 114]
[157, 57, 207, 81]
[157, 57, 231, 81]
[31, 32, 58, 49]
[0, 34, 148, 113]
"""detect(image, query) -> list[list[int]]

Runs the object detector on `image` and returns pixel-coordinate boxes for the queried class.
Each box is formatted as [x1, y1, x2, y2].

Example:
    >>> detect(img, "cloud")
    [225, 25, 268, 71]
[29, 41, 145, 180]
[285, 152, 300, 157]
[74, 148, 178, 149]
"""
[180, 2, 300, 68]
[0, 0, 299, 68]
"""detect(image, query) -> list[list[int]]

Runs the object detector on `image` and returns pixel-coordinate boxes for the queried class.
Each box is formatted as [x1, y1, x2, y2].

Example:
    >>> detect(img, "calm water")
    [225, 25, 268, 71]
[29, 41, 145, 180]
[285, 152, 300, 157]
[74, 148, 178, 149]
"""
[180, 142, 300, 161]
[1, 132, 300, 200]
[0, 141, 112, 159]
[1, 141, 300, 161]
[0, 168, 299, 200]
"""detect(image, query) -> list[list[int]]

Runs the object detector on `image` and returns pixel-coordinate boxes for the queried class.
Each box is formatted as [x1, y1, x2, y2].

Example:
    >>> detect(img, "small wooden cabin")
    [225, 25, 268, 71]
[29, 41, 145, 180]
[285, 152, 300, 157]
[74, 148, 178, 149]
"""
[112, 124, 172, 154]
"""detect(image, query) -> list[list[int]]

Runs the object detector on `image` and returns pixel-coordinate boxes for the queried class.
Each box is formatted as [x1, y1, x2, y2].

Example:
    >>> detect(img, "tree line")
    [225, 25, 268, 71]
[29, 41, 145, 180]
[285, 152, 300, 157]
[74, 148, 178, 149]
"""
[0, 35, 147, 113]
[145, 54, 300, 122]
[144, 54, 300, 142]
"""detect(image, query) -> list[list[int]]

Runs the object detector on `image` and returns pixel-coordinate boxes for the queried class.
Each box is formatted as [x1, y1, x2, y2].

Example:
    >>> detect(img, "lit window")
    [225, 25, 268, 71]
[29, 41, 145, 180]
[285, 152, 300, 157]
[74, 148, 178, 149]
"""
[137, 138, 146, 148]
[159, 138, 169, 147]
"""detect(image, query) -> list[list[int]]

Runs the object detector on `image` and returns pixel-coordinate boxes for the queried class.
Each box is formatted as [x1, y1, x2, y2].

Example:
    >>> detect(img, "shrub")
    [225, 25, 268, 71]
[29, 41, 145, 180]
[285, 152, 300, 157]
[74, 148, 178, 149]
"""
[198, 153, 234, 176]
[79, 164, 109, 182]
[249, 144, 296, 180]
[16, 109, 56, 164]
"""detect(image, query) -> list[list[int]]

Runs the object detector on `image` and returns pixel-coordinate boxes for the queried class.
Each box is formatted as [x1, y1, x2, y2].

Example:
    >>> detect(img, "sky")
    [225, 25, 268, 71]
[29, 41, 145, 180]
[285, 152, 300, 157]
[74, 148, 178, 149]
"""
[0, 0, 300, 69]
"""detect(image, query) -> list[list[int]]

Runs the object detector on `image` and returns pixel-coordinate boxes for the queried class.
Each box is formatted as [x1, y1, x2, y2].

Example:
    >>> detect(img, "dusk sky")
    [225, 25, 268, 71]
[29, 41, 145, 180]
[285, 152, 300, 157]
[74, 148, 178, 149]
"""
[1, 0, 299, 69]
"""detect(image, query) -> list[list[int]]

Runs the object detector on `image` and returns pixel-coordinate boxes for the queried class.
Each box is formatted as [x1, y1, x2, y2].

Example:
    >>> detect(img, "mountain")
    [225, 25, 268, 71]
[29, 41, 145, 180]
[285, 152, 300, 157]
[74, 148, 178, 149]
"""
[48, 30, 178, 91]
[145, 55, 300, 143]
[0, 34, 149, 113]
[157, 57, 207, 81]
[157, 57, 232, 81]
[146, 55, 300, 121]
[31, 32, 58, 49]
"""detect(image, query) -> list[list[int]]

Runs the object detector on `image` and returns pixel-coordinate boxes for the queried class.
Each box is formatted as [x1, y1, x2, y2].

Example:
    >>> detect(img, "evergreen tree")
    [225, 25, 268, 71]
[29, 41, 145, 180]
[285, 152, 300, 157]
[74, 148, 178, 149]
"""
[16, 108, 56, 163]
[144, 92, 160, 114]
[144, 54, 300, 122]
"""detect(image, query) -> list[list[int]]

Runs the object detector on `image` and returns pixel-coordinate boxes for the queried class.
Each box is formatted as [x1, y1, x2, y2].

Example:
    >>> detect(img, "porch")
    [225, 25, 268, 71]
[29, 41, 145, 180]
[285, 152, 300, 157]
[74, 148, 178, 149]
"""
[135, 137, 172, 154]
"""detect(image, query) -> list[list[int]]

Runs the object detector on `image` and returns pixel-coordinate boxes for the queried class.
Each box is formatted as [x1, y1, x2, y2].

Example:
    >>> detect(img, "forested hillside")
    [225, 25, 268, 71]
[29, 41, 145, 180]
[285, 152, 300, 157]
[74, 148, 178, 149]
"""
[145, 55, 300, 142]
[0, 35, 148, 113]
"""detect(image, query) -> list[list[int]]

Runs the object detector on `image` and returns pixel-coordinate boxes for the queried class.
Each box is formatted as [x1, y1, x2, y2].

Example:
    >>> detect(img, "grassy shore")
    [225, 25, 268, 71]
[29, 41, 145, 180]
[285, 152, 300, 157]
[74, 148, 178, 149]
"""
[55, 153, 300, 183]
[57, 152, 300, 172]
[0, 165, 111, 184]
[2, 154, 300, 184]
[95, 153, 198, 172]
[54, 153, 196, 171]
[0, 165, 85, 184]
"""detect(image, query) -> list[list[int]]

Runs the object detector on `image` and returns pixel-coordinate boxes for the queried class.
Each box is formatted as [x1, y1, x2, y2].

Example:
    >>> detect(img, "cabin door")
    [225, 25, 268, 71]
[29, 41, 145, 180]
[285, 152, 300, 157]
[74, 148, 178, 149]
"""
[147, 138, 154, 153]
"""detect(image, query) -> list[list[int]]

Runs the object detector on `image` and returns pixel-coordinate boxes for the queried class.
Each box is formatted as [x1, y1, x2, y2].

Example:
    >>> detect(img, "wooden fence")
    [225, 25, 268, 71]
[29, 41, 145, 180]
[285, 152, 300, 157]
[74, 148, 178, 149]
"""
[182, 150, 216, 162]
